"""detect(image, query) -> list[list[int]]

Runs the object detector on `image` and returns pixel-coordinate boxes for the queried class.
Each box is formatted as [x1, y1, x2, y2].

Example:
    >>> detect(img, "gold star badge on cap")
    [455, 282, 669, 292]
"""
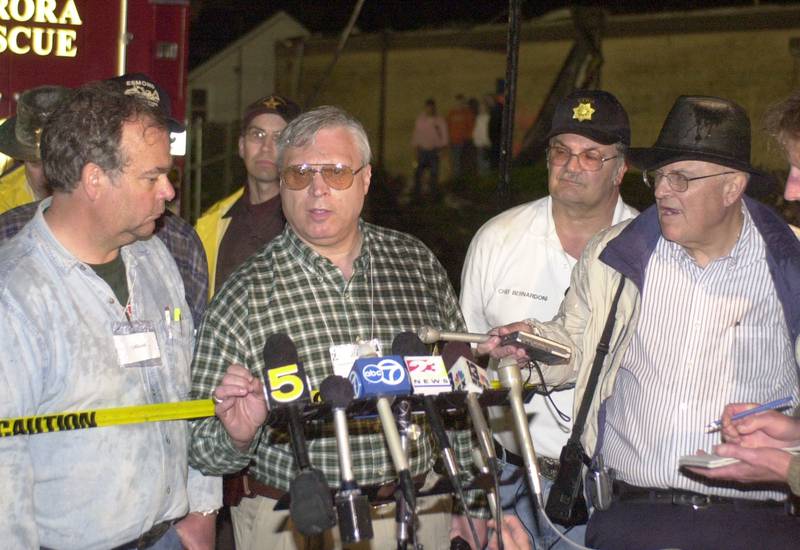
[572, 102, 595, 122]
[262, 96, 285, 110]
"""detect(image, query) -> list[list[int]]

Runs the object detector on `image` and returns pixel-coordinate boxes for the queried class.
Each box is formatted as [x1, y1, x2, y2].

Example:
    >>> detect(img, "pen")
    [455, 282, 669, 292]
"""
[173, 308, 182, 336]
[164, 307, 172, 339]
[705, 396, 793, 432]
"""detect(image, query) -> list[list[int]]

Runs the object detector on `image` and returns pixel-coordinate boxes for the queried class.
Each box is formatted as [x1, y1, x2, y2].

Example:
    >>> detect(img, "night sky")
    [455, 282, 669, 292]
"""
[188, 0, 798, 69]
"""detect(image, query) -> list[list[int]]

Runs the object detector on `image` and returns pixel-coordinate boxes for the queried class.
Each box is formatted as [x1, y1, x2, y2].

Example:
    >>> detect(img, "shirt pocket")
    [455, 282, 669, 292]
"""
[159, 317, 193, 399]
[728, 323, 793, 391]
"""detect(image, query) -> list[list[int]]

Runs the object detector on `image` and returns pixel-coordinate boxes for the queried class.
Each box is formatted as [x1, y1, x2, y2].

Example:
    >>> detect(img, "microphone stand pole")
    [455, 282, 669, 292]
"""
[495, 0, 522, 207]
[394, 399, 419, 550]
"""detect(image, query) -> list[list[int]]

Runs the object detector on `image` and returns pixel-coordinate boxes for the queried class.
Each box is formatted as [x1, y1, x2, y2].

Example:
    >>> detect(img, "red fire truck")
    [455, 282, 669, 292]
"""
[0, 0, 190, 145]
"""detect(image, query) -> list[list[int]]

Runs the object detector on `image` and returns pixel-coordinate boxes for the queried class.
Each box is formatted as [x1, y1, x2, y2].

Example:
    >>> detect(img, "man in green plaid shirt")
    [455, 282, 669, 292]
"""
[189, 106, 488, 549]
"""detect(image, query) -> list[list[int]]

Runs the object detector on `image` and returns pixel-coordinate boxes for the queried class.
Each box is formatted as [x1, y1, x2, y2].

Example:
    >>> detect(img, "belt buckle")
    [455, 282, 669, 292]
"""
[537, 457, 559, 480]
[374, 479, 398, 501]
[672, 492, 711, 510]
[242, 474, 253, 497]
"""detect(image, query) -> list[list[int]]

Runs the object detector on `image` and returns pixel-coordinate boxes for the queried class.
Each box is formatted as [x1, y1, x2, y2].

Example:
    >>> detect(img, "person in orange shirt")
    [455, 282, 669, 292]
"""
[446, 94, 476, 180]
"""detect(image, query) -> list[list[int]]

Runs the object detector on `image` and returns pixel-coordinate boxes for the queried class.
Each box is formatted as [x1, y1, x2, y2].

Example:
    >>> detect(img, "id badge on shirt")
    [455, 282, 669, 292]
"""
[112, 321, 162, 368]
[330, 339, 382, 378]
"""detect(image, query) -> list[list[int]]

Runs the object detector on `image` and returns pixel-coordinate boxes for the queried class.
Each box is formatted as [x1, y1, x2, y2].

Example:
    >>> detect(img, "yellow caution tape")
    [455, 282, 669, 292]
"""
[0, 387, 544, 438]
[0, 399, 215, 438]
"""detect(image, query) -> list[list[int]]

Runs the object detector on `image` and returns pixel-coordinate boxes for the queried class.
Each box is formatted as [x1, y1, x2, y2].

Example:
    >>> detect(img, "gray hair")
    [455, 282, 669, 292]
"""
[613, 142, 628, 159]
[276, 105, 372, 168]
[612, 142, 628, 176]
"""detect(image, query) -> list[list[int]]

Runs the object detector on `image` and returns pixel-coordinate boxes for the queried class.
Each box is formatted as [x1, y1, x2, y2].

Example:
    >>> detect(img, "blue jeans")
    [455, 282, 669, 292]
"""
[450, 143, 466, 179]
[497, 460, 587, 550]
[41, 525, 182, 550]
[476, 146, 491, 176]
[414, 148, 440, 197]
[146, 525, 183, 550]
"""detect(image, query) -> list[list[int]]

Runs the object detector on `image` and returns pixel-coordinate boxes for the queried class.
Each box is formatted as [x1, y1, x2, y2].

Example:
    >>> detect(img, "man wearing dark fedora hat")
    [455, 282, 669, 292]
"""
[461, 89, 638, 548]
[479, 95, 800, 549]
[683, 90, 800, 501]
[0, 85, 70, 214]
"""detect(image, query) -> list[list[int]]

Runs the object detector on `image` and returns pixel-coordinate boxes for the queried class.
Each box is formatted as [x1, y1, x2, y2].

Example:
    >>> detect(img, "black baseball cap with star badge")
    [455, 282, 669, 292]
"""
[241, 94, 301, 129]
[546, 89, 630, 146]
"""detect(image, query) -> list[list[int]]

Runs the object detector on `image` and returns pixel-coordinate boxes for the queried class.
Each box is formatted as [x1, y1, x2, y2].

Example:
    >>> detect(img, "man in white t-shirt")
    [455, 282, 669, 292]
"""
[460, 89, 638, 548]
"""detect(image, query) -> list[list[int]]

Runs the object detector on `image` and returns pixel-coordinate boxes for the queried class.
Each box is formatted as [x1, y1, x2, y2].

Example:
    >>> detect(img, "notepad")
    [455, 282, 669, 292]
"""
[679, 445, 800, 469]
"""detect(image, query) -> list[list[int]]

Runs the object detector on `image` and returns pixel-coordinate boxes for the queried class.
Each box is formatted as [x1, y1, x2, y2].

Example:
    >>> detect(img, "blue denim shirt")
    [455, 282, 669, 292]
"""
[0, 201, 209, 325]
[0, 199, 220, 550]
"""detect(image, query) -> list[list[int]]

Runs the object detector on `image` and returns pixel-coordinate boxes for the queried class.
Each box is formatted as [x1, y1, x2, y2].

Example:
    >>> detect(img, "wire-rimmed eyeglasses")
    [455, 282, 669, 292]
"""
[280, 163, 367, 190]
[642, 169, 736, 192]
[546, 145, 619, 172]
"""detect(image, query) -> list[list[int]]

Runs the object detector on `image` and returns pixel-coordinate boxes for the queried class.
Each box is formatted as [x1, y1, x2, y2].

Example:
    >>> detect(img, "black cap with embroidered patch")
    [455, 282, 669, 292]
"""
[108, 73, 184, 133]
[241, 94, 301, 130]
[546, 89, 630, 146]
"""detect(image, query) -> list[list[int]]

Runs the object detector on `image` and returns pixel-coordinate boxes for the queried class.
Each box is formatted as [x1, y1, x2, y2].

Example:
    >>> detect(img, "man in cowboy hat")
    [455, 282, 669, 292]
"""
[684, 91, 800, 497]
[195, 93, 300, 296]
[478, 95, 800, 549]
[0, 85, 70, 214]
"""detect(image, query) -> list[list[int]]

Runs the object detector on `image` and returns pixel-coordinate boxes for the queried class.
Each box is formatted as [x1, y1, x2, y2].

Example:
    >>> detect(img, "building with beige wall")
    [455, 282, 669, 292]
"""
[188, 10, 308, 123]
[274, 6, 800, 181]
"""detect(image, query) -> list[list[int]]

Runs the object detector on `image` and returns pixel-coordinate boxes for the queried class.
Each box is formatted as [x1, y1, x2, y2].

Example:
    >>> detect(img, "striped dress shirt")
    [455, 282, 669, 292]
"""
[602, 205, 798, 500]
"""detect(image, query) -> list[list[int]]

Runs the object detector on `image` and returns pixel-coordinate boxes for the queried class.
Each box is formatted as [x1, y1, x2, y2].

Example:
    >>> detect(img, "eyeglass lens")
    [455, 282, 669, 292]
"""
[645, 171, 688, 191]
[282, 164, 360, 190]
[547, 146, 608, 172]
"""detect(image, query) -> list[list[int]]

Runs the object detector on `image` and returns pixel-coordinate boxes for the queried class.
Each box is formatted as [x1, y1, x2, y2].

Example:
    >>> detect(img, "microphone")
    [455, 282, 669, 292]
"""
[496, 356, 544, 508]
[394, 332, 482, 550]
[348, 352, 416, 509]
[393, 332, 457, 477]
[442, 342, 502, 519]
[442, 343, 495, 467]
[319, 375, 373, 544]
[418, 326, 491, 345]
[420, 326, 571, 365]
[263, 334, 336, 536]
